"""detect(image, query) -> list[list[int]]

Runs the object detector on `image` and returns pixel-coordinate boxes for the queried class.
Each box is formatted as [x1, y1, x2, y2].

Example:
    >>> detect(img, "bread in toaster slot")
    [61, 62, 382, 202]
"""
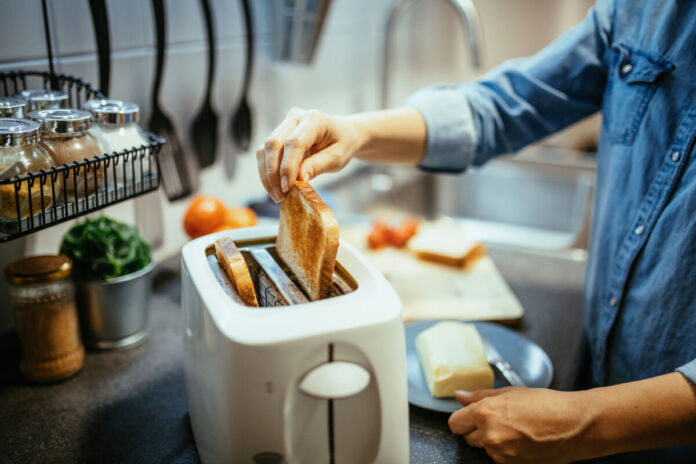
[215, 238, 259, 307]
[208, 237, 357, 307]
[276, 181, 339, 300]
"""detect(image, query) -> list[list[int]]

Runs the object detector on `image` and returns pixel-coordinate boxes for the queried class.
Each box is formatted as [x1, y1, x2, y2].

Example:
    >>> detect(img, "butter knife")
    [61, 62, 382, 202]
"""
[482, 337, 526, 387]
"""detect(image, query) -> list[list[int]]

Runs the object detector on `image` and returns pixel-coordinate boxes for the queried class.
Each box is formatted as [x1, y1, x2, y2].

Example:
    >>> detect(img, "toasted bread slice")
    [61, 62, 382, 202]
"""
[409, 225, 486, 269]
[215, 237, 259, 307]
[276, 181, 339, 300]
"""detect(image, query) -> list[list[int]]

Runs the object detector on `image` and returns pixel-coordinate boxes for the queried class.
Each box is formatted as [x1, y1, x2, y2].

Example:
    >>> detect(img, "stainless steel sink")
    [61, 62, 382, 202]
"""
[327, 145, 595, 260]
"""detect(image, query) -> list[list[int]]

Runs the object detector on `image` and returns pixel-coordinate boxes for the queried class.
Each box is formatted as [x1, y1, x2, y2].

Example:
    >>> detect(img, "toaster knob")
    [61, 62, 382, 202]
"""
[299, 361, 371, 399]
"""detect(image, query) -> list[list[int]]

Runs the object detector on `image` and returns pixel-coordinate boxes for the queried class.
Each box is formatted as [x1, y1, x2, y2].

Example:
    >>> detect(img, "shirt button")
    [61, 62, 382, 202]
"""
[634, 224, 645, 235]
[610, 296, 618, 307]
[621, 63, 634, 75]
[672, 151, 682, 162]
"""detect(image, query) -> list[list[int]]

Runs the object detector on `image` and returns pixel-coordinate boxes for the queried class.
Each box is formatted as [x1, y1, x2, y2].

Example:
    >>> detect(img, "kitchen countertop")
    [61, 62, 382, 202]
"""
[0, 247, 586, 464]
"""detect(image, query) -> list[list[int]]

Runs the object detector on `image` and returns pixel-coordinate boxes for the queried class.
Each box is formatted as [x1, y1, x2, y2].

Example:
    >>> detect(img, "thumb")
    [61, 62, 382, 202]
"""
[455, 388, 508, 406]
[298, 147, 346, 182]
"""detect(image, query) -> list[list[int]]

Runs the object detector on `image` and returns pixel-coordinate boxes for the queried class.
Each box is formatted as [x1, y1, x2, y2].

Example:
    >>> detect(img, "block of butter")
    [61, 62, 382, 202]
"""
[415, 321, 494, 398]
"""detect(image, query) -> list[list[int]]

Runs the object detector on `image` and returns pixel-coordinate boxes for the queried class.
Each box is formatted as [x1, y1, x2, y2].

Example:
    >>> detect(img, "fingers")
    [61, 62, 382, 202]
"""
[455, 388, 512, 406]
[448, 406, 477, 435]
[298, 146, 345, 182]
[463, 428, 484, 448]
[260, 108, 304, 202]
[280, 110, 324, 190]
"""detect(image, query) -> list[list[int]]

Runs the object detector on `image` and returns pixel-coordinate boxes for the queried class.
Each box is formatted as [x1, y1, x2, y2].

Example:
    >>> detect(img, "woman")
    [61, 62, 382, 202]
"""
[257, 1, 696, 462]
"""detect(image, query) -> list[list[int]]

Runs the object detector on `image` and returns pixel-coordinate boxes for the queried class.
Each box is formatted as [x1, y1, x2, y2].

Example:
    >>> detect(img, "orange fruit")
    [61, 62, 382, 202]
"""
[222, 206, 257, 229]
[183, 195, 227, 238]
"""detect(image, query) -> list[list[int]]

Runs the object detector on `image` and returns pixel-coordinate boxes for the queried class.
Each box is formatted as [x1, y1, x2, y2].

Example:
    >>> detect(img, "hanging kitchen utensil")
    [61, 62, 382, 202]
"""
[230, 0, 254, 153]
[149, 0, 197, 201]
[190, 0, 219, 169]
[41, 0, 59, 90]
[87, 0, 110, 96]
[272, 0, 331, 64]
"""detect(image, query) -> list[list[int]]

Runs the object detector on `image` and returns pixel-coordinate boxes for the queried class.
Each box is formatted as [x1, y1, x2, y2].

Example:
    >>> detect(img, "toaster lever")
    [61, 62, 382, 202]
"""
[299, 361, 371, 400]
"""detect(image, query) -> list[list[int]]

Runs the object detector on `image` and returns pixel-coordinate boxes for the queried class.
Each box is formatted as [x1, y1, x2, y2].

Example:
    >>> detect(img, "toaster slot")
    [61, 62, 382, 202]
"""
[206, 236, 357, 308]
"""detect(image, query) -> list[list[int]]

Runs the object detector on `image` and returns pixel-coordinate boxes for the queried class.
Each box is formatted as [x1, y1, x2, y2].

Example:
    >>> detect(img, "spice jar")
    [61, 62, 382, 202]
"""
[83, 99, 150, 185]
[0, 97, 27, 118]
[15, 89, 69, 111]
[29, 109, 104, 197]
[5, 255, 85, 383]
[0, 118, 56, 219]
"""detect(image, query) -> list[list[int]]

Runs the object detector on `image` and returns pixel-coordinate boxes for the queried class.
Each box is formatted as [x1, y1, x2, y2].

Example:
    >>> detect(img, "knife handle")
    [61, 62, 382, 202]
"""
[493, 360, 526, 387]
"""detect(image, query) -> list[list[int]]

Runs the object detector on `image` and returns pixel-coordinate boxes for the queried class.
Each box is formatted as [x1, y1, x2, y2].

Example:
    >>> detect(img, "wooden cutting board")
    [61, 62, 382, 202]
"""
[341, 225, 524, 323]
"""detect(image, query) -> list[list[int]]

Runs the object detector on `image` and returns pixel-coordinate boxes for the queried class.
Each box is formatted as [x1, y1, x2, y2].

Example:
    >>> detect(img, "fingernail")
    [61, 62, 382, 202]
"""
[455, 390, 470, 397]
[272, 186, 283, 202]
[302, 170, 311, 181]
[281, 176, 288, 192]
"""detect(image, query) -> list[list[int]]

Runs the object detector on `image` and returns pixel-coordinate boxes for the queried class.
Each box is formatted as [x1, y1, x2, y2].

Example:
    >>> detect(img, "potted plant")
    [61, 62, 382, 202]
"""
[60, 216, 154, 349]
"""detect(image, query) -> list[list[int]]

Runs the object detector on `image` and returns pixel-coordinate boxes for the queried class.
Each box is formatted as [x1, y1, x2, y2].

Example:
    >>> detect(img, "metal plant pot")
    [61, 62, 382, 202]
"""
[74, 259, 155, 350]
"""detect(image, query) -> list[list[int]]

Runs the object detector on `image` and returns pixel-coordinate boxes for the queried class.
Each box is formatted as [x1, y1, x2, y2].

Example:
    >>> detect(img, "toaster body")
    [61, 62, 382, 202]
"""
[181, 226, 409, 463]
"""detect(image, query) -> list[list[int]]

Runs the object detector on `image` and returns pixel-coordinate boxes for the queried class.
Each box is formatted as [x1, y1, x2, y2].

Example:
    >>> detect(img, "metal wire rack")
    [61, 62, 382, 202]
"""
[0, 70, 164, 241]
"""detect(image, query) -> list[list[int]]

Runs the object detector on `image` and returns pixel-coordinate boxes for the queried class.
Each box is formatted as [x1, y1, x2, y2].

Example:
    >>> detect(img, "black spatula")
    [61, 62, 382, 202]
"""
[230, 0, 254, 152]
[149, 0, 197, 200]
[87, 0, 110, 96]
[190, 0, 219, 169]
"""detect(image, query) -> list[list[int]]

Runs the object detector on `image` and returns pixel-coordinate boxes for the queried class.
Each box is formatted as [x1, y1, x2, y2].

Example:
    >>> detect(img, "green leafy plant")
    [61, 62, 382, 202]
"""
[60, 216, 151, 280]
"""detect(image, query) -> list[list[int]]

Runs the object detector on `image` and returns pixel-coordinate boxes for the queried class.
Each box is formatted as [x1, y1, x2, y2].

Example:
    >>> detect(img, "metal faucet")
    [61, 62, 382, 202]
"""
[381, 0, 482, 108]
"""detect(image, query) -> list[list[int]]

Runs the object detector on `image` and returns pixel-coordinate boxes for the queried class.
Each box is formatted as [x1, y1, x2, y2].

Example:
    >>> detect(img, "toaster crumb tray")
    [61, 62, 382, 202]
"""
[205, 237, 356, 307]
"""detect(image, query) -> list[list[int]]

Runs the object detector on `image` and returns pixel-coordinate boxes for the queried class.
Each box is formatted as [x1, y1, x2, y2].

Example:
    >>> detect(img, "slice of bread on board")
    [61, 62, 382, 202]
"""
[408, 225, 486, 269]
[277, 181, 339, 300]
[215, 237, 259, 307]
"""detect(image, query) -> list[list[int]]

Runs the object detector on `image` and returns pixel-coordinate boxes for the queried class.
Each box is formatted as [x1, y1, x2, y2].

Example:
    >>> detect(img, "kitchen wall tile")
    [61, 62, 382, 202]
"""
[106, 0, 152, 51]
[0, 0, 47, 62]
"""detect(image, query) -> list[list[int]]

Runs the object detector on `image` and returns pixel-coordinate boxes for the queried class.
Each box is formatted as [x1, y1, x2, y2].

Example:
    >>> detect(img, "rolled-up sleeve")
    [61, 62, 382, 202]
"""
[676, 359, 696, 385]
[407, 0, 615, 174]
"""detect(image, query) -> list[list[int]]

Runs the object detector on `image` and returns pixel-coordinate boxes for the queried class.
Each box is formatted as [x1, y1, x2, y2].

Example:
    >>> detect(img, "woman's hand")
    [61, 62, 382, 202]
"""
[449, 387, 591, 464]
[256, 108, 365, 202]
[256, 107, 427, 201]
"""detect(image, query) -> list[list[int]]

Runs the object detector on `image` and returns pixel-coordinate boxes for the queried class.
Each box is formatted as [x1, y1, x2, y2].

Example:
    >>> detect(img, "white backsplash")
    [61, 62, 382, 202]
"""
[0, 0, 592, 326]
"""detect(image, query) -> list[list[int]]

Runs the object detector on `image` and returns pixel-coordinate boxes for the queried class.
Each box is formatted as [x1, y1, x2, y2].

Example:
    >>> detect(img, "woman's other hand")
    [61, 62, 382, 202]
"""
[256, 108, 364, 202]
[449, 387, 590, 464]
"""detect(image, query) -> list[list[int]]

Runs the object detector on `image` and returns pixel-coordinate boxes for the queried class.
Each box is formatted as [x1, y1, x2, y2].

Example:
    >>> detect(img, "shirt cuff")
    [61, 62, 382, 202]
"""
[405, 85, 477, 174]
[676, 359, 696, 385]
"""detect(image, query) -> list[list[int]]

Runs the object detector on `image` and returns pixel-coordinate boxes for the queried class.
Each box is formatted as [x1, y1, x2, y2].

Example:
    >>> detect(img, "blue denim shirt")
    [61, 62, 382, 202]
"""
[408, 1, 696, 460]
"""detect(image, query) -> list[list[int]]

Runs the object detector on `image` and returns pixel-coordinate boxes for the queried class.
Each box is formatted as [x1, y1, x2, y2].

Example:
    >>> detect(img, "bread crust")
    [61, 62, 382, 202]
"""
[215, 237, 259, 307]
[277, 181, 338, 300]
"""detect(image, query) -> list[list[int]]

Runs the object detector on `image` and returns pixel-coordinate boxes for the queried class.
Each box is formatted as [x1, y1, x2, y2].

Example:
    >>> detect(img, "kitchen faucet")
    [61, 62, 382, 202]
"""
[381, 0, 482, 108]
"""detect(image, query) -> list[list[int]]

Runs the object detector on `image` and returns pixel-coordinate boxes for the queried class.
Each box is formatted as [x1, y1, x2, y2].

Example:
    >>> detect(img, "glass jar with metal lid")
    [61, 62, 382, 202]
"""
[0, 97, 27, 118]
[5, 254, 85, 383]
[14, 89, 69, 111]
[0, 118, 56, 219]
[83, 99, 150, 184]
[29, 108, 103, 197]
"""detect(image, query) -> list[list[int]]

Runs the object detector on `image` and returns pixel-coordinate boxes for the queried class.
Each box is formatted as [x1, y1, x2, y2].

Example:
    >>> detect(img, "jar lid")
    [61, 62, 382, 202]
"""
[0, 97, 27, 118]
[29, 108, 92, 137]
[0, 118, 41, 147]
[83, 99, 139, 125]
[17, 89, 69, 110]
[5, 255, 73, 285]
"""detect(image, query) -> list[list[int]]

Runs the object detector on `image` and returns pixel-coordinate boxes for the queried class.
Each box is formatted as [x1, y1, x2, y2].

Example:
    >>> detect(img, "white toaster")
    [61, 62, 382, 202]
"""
[181, 225, 409, 464]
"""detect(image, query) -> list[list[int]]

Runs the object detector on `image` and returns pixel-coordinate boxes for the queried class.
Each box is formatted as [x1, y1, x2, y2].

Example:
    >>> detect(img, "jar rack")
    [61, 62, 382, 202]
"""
[0, 70, 164, 242]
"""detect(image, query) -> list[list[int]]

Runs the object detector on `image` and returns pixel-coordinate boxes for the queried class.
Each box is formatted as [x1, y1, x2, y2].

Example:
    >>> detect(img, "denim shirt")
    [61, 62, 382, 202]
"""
[407, 1, 696, 460]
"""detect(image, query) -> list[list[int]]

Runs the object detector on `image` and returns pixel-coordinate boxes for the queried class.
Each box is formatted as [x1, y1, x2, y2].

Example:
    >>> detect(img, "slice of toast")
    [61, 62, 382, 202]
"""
[408, 225, 486, 269]
[215, 237, 259, 307]
[276, 181, 339, 300]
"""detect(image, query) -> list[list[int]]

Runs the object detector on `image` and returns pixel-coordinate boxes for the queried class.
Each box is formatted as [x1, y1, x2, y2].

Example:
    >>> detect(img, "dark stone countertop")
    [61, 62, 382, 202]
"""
[0, 247, 586, 464]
